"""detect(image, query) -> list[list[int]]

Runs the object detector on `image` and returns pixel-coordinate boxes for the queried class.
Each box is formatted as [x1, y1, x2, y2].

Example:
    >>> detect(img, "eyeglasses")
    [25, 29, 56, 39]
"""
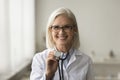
[51, 25, 74, 32]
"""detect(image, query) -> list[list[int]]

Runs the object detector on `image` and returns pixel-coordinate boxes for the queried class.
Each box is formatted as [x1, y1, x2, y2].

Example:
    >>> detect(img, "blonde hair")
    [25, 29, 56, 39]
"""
[46, 7, 80, 49]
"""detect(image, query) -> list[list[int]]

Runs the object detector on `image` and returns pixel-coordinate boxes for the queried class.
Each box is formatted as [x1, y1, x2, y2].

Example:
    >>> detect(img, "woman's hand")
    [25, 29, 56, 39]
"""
[45, 51, 58, 80]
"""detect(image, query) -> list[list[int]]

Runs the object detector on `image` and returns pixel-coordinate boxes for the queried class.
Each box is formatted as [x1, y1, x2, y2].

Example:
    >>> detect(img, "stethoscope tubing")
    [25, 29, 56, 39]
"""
[58, 53, 69, 80]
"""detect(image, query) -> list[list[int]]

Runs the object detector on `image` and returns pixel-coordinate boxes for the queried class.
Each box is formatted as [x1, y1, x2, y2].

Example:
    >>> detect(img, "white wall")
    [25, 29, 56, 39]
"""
[35, 0, 120, 62]
[0, 0, 10, 73]
[0, 0, 35, 79]
[9, 0, 35, 70]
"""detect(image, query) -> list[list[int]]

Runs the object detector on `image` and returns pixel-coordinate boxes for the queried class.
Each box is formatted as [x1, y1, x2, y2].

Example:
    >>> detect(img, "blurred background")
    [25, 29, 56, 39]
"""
[0, 0, 120, 80]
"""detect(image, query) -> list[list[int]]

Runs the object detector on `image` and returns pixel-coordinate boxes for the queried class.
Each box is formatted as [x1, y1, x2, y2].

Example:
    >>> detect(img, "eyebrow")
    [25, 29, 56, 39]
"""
[51, 24, 73, 26]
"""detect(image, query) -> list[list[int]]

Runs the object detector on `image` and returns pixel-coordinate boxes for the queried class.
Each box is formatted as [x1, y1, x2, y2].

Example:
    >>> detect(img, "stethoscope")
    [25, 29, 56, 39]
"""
[54, 50, 69, 80]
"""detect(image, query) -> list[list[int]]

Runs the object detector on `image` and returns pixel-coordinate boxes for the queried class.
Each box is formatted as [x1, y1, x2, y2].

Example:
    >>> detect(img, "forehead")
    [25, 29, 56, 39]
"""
[52, 15, 74, 25]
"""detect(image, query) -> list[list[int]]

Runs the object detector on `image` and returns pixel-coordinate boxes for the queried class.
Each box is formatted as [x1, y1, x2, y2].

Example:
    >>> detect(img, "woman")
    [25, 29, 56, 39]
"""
[30, 7, 94, 80]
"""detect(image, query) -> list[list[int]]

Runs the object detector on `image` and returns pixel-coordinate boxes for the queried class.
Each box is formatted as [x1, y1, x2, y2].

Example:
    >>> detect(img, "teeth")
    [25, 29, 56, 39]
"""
[59, 36, 66, 39]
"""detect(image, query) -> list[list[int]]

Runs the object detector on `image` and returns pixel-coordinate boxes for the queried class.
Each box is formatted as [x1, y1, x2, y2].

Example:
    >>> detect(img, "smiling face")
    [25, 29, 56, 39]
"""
[51, 15, 76, 48]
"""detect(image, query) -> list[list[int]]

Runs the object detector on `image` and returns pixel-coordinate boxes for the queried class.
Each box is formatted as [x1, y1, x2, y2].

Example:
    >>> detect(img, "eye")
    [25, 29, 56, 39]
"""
[64, 25, 72, 29]
[51, 25, 60, 30]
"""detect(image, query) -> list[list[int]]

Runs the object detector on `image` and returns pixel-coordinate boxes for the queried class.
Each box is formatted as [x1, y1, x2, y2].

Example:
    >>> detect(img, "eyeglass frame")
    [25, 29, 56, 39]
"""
[50, 25, 75, 32]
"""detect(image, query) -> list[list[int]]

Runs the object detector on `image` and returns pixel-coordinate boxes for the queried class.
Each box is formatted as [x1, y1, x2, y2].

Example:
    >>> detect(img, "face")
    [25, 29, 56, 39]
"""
[51, 15, 76, 47]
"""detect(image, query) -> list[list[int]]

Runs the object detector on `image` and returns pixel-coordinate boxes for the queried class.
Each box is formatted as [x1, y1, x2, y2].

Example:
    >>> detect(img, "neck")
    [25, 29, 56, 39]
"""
[56, 44, 71, 53]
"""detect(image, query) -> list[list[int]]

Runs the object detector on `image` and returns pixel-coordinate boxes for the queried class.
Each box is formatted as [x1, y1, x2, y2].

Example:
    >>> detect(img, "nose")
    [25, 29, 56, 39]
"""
[59, 27, 65, 31]
[59, 27, 65, 33]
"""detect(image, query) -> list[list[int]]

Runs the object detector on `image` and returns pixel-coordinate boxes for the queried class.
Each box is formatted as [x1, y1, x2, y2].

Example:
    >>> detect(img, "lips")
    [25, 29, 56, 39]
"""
[58, 35, 67, 40]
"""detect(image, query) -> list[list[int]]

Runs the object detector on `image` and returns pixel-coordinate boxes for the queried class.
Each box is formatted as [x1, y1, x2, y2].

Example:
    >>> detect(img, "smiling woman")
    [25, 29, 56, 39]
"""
[30, 7, 94, 80]
[50, 15, 76, 52]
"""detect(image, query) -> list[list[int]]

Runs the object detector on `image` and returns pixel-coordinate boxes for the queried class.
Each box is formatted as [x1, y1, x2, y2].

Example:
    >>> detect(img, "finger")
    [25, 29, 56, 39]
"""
[48, 51, 56, 59]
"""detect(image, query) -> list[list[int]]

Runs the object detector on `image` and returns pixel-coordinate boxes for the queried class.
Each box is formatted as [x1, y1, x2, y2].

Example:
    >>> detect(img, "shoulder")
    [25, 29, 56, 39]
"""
[74, 49, 93, 63]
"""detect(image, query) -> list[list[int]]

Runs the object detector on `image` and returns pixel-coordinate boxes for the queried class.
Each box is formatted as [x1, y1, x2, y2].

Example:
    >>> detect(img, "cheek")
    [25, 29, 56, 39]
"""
[69, 35, 74, 41]
[51, 32, 56, 39]
[68, 32, 74, 38]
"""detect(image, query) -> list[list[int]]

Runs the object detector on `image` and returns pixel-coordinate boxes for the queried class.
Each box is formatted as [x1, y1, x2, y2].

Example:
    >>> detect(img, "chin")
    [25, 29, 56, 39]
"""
[58, 42, 68, 45]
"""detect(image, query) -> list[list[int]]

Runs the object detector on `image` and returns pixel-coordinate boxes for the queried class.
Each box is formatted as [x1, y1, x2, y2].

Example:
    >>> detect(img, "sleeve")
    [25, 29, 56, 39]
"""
[86, 58, 95, 80]
[30, 53, 46, 80]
